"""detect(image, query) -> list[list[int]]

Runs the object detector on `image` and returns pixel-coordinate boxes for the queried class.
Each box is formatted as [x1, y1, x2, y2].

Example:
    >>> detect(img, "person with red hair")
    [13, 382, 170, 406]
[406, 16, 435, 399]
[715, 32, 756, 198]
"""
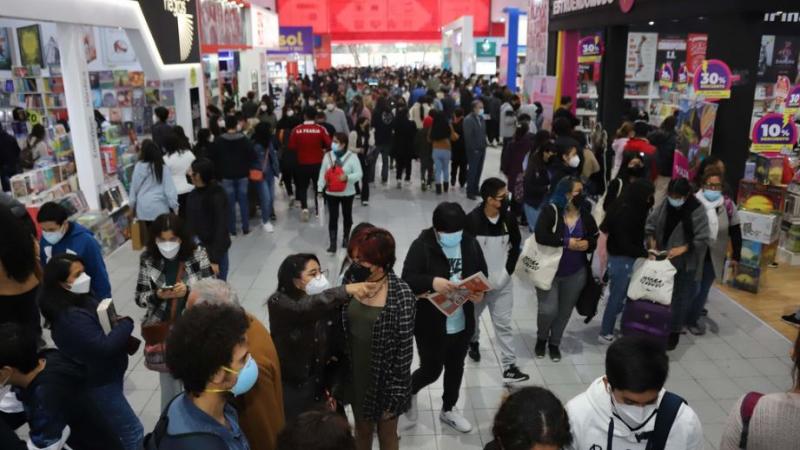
[340, 228, 416, 450]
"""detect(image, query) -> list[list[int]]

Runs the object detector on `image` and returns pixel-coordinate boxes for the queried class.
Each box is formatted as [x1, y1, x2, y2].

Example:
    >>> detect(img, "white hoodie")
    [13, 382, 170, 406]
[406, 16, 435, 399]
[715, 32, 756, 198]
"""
[566, 377, 704, 450]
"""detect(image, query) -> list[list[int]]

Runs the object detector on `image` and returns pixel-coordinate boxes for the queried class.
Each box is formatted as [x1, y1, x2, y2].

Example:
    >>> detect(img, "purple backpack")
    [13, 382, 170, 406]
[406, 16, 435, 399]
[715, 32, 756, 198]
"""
[621, 299, 672, 348]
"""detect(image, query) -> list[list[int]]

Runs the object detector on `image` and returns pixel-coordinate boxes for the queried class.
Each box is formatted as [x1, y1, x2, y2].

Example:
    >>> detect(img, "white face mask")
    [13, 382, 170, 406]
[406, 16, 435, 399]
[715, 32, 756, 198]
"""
[217, 119, 226, 128]
[260, 104, 267, 112]
[610, 393, 658, 430]
[209, 134, 215, 143]
[157, 240, 181, 260]
[43, 225, 66, 245]
[568, 155, 581, 168]
[68, 273, 92, 295]
[153, 114, 159, 123]
[286, 110, 295, 117]
[308, 100, 316, 107]
[326, 103, 335, 112]
[305, 274, 331, 295]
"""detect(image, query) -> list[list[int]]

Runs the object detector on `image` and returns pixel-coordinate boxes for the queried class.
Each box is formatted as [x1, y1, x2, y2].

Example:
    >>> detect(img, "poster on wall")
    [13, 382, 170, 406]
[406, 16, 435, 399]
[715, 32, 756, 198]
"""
[0, 28, 12, 70]
[625, 32, 658, 82]
[530, 75, 557, 131]
[654, 35, 686, 84]
[685, 34, 708, 76]
[758, 35, 800, 83]
[17, 25, 43, 68]
[199, 0, 244, 49]
[524, 0, 548, 78]
[102, 29, 136, 65]
[39, 26, 60, 68]
[82, 27, 98, 63]
[676, 99, 718, 165]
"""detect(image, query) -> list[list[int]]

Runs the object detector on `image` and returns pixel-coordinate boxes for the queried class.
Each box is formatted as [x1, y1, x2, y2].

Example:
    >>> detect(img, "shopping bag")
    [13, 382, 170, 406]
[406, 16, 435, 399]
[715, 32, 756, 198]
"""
[131, 220, 148, 251]
[626, 257, 677, 305]
[514, 205, 563, 290]
[575, 263, 604, 323]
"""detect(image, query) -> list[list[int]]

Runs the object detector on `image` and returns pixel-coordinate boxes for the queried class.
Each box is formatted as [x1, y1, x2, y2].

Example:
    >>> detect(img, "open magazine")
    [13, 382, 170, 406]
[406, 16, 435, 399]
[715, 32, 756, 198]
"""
[424, 272, 492, 317]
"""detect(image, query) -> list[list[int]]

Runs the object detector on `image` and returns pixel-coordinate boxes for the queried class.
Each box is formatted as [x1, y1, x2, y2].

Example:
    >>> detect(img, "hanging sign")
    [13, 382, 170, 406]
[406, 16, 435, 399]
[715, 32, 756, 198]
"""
[751, 112, 799, 152]
[659, 63, 674, 88]
[476, 41, 497, 58]
[693, 59, 733, 100]
[785, 85, 800, 116]
[577, 35, 603, 63]
[268, 27, 313, 55]
[676, 63, 690, 91]
[137, 0, 200, 64]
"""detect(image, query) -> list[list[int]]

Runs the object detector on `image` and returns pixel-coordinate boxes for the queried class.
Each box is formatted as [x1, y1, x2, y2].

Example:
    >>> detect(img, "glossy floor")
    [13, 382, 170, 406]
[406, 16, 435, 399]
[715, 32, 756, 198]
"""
[104, 147, 794, 450]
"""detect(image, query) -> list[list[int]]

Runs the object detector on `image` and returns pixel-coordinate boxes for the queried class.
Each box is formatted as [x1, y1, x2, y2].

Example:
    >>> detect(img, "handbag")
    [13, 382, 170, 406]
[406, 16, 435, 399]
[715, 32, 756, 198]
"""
[514, 205, 563, 290]
[141, 263, 185, 372]
[575, 254, 604, 323]
[249, 146, 269, 182]
[626, 256, 677, 305]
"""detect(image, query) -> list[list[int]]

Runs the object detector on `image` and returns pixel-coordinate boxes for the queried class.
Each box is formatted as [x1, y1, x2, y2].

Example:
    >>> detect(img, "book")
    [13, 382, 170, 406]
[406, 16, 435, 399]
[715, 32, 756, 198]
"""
[97, 298, 118, 335]
[424, 272, 492, 317]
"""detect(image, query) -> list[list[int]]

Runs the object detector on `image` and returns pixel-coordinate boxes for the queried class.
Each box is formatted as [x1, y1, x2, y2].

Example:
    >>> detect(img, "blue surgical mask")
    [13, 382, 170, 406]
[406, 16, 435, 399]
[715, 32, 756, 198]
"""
[703, 190, 722, 202]
[331, 142, 342, 152]
[43, 229, 65, 245]
[438, 230, 463, 248]
[667, 197, 685, 208]
[208, 355, 258, 397]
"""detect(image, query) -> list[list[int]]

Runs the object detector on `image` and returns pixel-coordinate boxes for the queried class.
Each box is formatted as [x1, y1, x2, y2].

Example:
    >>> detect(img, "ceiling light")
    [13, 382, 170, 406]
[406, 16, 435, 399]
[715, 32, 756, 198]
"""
[648, 21, 655, 26]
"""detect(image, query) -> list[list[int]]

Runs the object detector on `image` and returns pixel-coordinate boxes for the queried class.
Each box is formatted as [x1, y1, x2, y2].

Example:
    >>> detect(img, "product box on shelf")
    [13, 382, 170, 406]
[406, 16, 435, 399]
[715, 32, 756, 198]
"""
[737, 180, 786, 214]
[740, 239, 778, 268]
[784, 191, 800, 220]
[754, 153, 785, 185]
[739, 210, 781, 244]
[780, 219, 800, 253]
[732, 264, 762, 294]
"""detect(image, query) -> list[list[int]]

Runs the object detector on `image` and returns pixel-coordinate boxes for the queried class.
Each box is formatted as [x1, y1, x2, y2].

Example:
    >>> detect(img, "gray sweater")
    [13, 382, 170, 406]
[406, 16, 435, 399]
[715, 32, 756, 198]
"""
[325, 108, 350, 134]
[645, 199, 710, 280]
[720, 392, 800, 450]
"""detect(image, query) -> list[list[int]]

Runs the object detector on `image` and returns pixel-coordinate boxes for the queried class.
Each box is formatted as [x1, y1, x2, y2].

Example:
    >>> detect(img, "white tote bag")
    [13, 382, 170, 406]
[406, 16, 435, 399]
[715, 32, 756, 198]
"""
[626, 257, 677, 305]
[514, 205, 563, 290]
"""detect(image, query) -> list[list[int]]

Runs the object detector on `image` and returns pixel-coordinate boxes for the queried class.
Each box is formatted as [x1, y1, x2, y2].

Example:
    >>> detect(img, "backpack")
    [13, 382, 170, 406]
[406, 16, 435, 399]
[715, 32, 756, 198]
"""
[324, 152, 350, 193]
[606, 391, 687, 450]
[738, 392, 764, 449]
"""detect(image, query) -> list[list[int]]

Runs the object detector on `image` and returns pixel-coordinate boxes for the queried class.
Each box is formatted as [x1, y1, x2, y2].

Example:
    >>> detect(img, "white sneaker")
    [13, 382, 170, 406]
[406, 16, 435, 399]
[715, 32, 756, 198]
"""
[598, 334, 615, 345]
[404, 395, 418, 423]
[262, 222, 274, 233]
[440, 409, 472, 433]
[301, 209, 310, 222]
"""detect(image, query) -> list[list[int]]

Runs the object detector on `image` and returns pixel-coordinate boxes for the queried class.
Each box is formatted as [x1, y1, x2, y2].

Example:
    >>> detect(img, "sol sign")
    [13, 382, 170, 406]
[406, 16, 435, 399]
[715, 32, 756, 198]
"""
[751, 113, 799, 152]
[269, 26, 313, 55]
[693, 59, 732, 100]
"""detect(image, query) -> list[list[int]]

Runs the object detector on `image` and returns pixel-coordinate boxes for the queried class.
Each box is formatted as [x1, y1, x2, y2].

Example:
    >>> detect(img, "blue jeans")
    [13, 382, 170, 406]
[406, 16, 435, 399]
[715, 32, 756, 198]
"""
[253, 179, 273, 223]
[222, 178, 250, 234]
[433, 149, 451, 184]
[687, 255, 715, 327]
[467, 149, 486, 196]
[601, 255, 636, 336]
[89, 382, 143, 450]
[523, 204, 540, 233]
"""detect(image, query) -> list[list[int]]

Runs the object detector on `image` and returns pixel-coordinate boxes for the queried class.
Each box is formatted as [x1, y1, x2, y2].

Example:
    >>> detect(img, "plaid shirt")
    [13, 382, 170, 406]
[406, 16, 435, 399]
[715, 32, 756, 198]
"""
[134, 247, 214, 319]
[341, 272, 416, 421]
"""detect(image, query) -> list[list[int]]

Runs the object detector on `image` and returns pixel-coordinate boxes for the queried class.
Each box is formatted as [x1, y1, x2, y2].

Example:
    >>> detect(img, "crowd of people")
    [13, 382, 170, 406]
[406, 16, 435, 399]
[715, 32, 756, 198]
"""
[0, 66, 799, 450]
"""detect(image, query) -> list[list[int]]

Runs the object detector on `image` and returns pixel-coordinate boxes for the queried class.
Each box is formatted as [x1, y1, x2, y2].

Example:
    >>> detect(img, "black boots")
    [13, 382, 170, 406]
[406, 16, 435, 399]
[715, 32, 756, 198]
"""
[327, 230, 337, 254]
[667, 332, 680, 350]
[435, 183, 442, 194]
[443, 182, 449, 193]
[342, 228, 351, 250]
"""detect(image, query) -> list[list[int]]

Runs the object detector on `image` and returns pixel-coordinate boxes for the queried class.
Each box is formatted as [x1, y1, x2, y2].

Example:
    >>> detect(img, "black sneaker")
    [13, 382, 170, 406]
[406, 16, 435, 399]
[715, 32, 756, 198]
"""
[782, 314, 800, 327]
[468, 342, 480, 362]
[667, 332, 680, 351]
[502, 365, 530, 383]
[548, 345, 562, 362]
[534, 339, 547, 359]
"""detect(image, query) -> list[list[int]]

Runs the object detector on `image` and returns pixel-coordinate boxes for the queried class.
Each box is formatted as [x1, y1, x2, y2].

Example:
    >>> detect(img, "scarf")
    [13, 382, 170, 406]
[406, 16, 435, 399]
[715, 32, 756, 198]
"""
[695, 191, 723, 242]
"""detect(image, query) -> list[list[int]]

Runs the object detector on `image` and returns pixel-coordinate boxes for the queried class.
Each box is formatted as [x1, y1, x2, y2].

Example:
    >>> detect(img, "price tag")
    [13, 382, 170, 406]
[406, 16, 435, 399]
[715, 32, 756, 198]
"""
[577, 35, 603, 63]
[785, 85, 800, 116]
[751, 113, 798, 152]
[659, 63, 674, 89]
[693, 59, 732, 100]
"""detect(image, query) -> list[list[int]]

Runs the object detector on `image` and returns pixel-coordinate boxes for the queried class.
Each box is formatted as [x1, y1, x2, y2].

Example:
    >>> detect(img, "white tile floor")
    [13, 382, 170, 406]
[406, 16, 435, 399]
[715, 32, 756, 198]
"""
[101, 146, 794, 450]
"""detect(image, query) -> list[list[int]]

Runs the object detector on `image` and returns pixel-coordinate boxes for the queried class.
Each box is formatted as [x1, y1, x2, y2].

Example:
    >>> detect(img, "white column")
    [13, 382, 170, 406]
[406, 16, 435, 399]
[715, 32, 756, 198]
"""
[56, 23, 104, 210]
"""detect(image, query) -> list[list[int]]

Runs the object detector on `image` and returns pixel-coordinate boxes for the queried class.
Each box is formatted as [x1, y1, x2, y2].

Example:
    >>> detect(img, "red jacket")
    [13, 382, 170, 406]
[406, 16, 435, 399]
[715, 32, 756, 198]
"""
[288, 122, 331, 165]
[623, 137, 657, 180]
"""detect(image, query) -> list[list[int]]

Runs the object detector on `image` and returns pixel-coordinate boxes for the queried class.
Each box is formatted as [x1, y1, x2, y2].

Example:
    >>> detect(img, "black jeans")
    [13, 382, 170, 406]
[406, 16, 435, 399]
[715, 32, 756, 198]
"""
[411, 330, 470, 411]
[295, 164, 320, 212]
[450, 158, 467, 187]
[326, 194, 354, 237]
[396, 156, 412, 181]
[355, 153, 370, 202]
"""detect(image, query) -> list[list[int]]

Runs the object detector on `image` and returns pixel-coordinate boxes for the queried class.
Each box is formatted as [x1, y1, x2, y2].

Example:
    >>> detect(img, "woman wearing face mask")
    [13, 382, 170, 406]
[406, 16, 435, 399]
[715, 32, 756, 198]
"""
[645, 177, 710, 350]
[268, 254, 379, 422]
[129, 139, 178, 229]
[134, 213, 214, 410]
[548, 138, 581, 191]
[186, 158, 232, 280]
[686, 168, 741, 336]
[349, 117, 374, 206]
[598, 179, 655, 345]
[340, 228, 416, 450]
[522, 137, 556, 233]
[38, 253, 143, 450]
[533, 177, 598, 361]
[603, 152, 648, 212]
[401, 202, 488, 433]
[277, 104, 303, 199]
[319, 133, 363, 254]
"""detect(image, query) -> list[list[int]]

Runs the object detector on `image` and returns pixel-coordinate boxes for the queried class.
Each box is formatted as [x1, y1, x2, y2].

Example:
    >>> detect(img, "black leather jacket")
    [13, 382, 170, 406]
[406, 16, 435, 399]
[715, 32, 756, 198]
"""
[267, 287, 350, 390]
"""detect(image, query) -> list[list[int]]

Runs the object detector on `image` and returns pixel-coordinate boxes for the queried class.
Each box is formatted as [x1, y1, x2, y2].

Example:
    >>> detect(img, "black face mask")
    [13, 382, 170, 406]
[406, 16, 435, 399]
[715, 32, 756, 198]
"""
[628, 166, 646, 178]
[500, 198, 511, 212]
[344, 262, 372, 283]
[571, 193, 585, 209]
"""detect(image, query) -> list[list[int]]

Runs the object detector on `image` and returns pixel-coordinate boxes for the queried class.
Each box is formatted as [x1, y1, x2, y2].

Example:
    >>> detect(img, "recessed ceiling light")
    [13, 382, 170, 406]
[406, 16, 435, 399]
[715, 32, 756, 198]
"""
[648, 21, 655, 26]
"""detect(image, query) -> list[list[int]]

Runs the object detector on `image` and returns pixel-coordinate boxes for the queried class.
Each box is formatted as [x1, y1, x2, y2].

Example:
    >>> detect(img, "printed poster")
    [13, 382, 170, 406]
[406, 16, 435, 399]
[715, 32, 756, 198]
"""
[758, 35, 800, 83]
[0, 28, 12, 70]
[654, 35, 687, 84]
[625, 32, 658, 82]
[530, 76, 557, 131]
[685, 34, 708, 77]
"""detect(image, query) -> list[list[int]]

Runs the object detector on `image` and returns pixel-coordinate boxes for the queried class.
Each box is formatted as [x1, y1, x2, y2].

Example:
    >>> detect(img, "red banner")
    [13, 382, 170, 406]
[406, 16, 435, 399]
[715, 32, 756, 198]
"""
[277, 0, 490, 41]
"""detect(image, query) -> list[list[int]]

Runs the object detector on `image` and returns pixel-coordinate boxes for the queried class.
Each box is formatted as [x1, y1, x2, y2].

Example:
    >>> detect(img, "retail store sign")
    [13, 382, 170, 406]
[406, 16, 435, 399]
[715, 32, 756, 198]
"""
[476, 41, 497, 58]
[268, 27, 313, 55]
[577, 35, 603, 63]
[693, 59, 732, 100]
[137, 0, 200, 64]
[785, 85, 800, 116]
[751, 113, 798, 152]
[551, 0, 633, 16]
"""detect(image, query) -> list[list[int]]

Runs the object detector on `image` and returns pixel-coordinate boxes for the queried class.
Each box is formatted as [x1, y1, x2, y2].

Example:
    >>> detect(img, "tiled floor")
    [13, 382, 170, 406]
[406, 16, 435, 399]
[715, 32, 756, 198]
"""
[102, 146, 795, 450]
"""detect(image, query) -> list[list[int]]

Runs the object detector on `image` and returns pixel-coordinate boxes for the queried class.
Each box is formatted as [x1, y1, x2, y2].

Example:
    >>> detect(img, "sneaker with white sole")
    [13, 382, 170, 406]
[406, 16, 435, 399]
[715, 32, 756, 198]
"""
[262, 222, 274, 233]
[440, 409, 472, 433]
[404, 395, 418, 423]
[300, 209, 310, 222]
[502, 365, 530, 383]
[597, 334, 615, 345]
